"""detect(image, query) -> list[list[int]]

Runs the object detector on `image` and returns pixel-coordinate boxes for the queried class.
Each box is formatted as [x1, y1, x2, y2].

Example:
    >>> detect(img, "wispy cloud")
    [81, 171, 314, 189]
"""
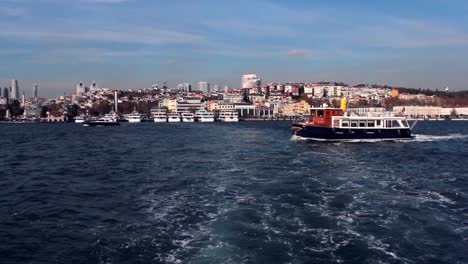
[24, 48, 165, 64]
[0, 25, 203, 45]
[0, 6, 26, 17]
[287, 49, 307, 58]
[347, 17, 468, 48]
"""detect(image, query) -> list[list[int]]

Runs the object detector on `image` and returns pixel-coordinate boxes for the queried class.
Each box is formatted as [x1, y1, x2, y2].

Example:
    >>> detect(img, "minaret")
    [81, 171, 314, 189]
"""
[114, 90, 118, 113]
[21, 90, 25, 106]
[33, 84, 38, 100]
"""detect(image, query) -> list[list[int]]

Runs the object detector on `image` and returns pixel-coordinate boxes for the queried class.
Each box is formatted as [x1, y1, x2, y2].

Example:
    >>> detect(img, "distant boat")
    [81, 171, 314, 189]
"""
[195, 110, 215, 122]
[152, 109, 167, 122]
[83, 115, 119, 126]
[181, 112, 195, 122]
[218, 110, 239, 122]
[74, 115, 88, 123]
[128, 110, 142, 123]
[167, 113, 181, 122]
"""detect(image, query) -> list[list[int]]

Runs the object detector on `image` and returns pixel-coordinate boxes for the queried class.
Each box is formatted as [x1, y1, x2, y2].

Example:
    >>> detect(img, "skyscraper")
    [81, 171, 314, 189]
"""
[11, 80, 19, 99]
[33, 84, 38, 99]
[3, 87, 9, 99]
[177, 83, 191, 92]
[213, 84, 220, 91]
[197, 81, 210, 93]
[223, 85, 230, 92]
[76, 81, 85, 94]
[242, 74, 261, 89]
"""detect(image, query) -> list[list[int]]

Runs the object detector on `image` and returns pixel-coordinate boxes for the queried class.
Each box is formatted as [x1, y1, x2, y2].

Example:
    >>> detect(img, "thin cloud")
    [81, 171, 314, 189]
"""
[166, 60, 177, 65]
[0, 25, 204, 45]
[287, 49, 307, 58]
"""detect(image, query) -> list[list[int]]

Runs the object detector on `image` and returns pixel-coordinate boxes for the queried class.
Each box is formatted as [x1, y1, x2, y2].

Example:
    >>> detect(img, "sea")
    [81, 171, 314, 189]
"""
[0, 121, 467, 264]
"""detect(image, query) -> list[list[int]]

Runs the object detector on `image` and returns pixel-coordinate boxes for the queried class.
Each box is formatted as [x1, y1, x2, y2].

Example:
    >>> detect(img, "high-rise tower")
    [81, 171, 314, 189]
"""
[33, 84, 38, 99]
[11, 80, 19, 99]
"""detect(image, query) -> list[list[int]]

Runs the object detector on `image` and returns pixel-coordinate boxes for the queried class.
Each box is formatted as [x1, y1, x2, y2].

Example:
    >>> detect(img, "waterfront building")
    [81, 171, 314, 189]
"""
[11, 80, 19, 99]
[213, 84, 220, 91]
[197, 81, 210, 93]
[33, 84, 38, 100]
[176, 101, 205, 114]
[241, 74, 261, 89]
[282, 100, 311, 116]
[2, 87, 9, 99]
[223, 85, 230, 92]
[393, 106, 442, 118]
[177, 83, 191, 92]
[162, 98, 178, 112]
[76, 81, 85, 94]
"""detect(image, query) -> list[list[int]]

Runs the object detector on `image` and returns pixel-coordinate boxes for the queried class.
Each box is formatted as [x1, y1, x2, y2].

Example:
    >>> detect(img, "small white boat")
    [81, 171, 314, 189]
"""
[128, 110, 142, 123]
[83, 116, 119, 126]
[74, 115, 87, 123]
[181, 112, 195, 122]
[167, 113, 181, 122]
[218, 110, 239, 122]
[195, 110, 215, 122]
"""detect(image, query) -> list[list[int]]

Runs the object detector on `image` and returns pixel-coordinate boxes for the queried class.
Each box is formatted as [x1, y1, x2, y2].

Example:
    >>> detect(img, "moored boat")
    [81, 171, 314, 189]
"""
[218, 110, 239, 122]
[167, 113, 181, 122]
[194, 110, 215, 122]
[181, 112, 195, 122]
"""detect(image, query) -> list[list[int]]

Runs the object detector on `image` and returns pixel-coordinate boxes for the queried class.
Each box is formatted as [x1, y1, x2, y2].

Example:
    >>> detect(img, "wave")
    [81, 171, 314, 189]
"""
[291, 133, 468, 143]
[412, 133, 468, 142]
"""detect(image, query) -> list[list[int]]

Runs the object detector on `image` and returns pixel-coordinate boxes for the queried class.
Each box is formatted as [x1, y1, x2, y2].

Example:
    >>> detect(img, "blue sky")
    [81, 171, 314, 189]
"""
[0, 0, 468, 96]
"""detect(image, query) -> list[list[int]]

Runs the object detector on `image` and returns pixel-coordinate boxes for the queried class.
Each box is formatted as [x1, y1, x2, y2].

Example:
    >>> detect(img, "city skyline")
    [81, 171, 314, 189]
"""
[1, 0, 468, 96]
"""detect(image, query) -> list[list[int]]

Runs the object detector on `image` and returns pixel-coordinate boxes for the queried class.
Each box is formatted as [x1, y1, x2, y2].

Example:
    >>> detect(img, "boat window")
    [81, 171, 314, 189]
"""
[351, 121, 358, 127]
[317, 110, 324, 117]
[392, 120, 401, 127]
[386, 120, 392, 127]
[376, 120, 381, 126]
[359, 121, 366, 127]
[368, 120, 375, 127]
[342, 120, 349, 127]
[402, 120, 409, 127]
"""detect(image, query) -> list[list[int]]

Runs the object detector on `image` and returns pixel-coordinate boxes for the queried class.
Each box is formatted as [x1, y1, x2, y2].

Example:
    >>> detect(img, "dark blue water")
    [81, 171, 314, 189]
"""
[0, 121, 467, 264]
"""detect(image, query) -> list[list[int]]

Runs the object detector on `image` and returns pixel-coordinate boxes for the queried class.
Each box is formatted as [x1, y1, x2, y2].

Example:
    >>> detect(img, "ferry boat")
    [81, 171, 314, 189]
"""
[152, 111, 167, 122]
[128, 109, 142, 123]
[292, 99, 413, 141]
[167, 113, 181, 122]
[218, 110, 239, 122]
[105, 111, 120, 122]
[181, 112, 195, 122]
[194, 110, 215, 122]
[83, 116, 119, 126]
[74, 115, 88, 123]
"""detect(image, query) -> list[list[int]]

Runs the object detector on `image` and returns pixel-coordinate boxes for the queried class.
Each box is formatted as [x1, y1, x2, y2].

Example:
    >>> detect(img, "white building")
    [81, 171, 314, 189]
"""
[76, 81, 85, 94]
[32, 84, 38, 99]
[177, 83, 191, 92]
[198, 81, 210, 93]
[11, 79, 19, 99]
[90, 81, 98, 91]
[241, 74, 261, 89]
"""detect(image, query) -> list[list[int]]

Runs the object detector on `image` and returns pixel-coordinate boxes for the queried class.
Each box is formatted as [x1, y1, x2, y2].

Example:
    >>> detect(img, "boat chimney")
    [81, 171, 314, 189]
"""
[340, 98, 348, 113]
